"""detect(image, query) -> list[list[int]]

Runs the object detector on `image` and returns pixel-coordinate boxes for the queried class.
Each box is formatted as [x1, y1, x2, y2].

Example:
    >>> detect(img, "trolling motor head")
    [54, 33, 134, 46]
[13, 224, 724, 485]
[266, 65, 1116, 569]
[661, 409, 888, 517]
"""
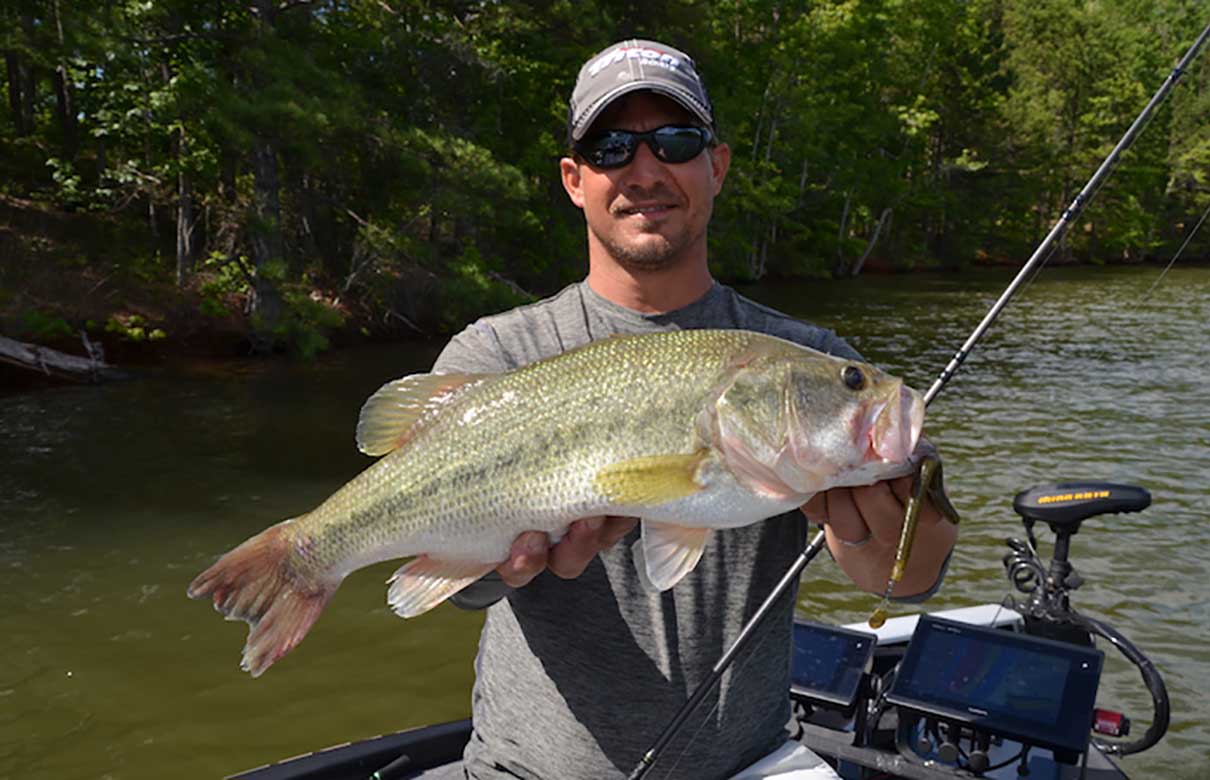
[1012, 482, 1152, 538]
[1005, 481, 1153, 644]
[1008, 482, 1151, 587]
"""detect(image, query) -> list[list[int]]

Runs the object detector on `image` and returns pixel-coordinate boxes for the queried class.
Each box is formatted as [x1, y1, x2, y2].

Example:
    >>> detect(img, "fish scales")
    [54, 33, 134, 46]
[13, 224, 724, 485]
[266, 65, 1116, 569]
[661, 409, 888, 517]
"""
[295, 329, 756, 574]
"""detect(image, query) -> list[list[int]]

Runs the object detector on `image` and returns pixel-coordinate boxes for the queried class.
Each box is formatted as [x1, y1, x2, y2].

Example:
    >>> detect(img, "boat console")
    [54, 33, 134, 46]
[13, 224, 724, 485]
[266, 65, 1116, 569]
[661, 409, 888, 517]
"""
[788, 482, 1167, 780]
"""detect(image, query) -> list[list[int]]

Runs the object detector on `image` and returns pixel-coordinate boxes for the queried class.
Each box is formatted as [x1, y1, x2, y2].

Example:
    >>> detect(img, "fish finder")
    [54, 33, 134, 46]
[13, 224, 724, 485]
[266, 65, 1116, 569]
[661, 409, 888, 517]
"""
[790, 620, 877, 710]
[886, 615, 1104, 762]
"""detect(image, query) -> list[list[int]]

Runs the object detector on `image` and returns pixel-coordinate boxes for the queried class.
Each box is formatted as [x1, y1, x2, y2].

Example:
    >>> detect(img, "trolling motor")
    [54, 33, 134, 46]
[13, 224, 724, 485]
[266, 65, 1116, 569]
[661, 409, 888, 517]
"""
[1002, 481, 1170, 758]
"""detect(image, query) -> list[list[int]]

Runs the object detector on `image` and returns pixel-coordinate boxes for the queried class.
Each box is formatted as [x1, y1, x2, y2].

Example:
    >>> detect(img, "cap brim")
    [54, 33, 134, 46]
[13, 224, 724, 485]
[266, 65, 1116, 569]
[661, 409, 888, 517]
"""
[571, 82, 713, 141]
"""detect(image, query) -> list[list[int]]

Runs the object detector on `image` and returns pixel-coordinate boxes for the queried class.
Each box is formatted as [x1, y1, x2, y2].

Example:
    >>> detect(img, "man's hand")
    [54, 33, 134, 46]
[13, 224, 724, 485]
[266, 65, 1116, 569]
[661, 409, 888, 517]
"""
[802, 475, 957, 598]
[497, 516, 639, 587]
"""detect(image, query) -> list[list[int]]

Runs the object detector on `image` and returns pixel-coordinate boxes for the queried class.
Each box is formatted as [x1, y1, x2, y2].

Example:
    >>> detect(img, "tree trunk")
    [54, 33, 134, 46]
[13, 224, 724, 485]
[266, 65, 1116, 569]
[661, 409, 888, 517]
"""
[50, 0, 78, 158]
[4, 52, 28, 136]
[160, 22, 196, 288]
[833, 191, 852, 276]
[247, 0, 285, 348]
[0, 334, 123, 383]
[250, 137, 284, 342]
[18, 14, 36, 134]
[795, 158, 809, 209]
[175, 129, 195, 287]
[851, 208, 893, 277]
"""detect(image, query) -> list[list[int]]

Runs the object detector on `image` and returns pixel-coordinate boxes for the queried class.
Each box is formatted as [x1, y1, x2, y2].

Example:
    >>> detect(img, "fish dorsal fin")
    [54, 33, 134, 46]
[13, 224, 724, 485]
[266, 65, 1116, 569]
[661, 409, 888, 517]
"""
[356, 373, 485, 456]
[592, 451, 709, 506]
[638, 521, 712, 591]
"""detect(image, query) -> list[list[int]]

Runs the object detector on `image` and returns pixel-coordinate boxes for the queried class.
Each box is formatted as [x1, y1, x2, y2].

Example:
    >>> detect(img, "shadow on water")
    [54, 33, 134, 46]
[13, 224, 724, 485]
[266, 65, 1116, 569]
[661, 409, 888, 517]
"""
[1, 266, 1207, 778]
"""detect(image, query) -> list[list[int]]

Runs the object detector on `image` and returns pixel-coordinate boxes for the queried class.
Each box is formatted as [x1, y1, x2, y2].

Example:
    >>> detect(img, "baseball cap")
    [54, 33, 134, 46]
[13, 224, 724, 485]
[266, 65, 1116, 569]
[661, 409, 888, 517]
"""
[568, 39, 715, 142]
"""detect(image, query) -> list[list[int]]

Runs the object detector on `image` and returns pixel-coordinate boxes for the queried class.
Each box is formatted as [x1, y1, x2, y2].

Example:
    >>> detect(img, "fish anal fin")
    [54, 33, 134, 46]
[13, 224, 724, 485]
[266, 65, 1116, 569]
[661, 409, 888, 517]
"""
[387, 556, 495, 618]
[639, 521, 712, 591]
[356, 373, 486, 456]
[593, 451, 709, 506]
[187, 520, 337, 678]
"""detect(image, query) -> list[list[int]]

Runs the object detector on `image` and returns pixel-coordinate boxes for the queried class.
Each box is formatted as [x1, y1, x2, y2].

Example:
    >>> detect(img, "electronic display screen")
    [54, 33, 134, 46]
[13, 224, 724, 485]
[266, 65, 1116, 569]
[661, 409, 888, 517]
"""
[790, 620, 876, 707]
[886, 616, 1104, 755]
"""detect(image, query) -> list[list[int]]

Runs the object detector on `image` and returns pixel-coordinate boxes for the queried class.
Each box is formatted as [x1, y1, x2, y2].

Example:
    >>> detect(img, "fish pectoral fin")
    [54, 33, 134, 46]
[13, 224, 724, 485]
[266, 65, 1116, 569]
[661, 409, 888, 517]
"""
[356, 372, 488, 457]
[638, 521, 712, 591]
[593, 451, 709, 506]
[387, 556, 495, 618]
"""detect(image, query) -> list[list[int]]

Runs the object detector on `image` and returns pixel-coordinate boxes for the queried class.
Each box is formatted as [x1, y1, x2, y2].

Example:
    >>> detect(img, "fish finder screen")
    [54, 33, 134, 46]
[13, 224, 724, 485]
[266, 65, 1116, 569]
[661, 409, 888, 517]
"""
[904, 631, 1069, 716]
[790, 621, 875, 707]
[887, 616, 1103, 755]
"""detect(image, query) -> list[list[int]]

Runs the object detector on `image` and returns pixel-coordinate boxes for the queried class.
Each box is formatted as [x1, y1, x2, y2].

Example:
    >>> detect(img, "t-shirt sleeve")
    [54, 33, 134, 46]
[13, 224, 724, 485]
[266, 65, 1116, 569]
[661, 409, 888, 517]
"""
[432, 320, 513, 375]
[779, 321, 863, 361]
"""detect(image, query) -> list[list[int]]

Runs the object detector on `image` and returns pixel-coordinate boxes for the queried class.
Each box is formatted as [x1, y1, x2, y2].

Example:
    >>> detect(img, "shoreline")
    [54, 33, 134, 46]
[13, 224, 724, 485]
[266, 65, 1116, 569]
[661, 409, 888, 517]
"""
[4, 260, 1204, 397]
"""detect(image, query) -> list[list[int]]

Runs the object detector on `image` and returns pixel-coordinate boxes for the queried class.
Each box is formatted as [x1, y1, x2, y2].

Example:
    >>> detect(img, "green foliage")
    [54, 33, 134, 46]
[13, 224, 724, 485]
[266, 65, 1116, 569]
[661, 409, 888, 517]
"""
[2, 0, 1207, 351]
[104, 314, 166, 342]
[198, 252, 252, 318]
[19, 309, 73, 341]
[271, 291, 346, 361]
[438, 248, 534, 331]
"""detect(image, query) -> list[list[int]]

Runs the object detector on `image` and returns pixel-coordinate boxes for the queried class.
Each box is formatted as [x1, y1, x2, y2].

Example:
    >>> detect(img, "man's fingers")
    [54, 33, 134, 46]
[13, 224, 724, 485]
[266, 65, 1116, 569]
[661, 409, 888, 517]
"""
[600, 516, 639, 546]
[822, 487, 871, 545]
[499, 517, 641, 585]
[886, 474, 912, 505]
[549, 518, 604, 579]
[851, 480, 905, 540]
[549, 516, 638, 579]
[878, 474, 943, 526]
[498, 530, 550, 587]
[801, 493, 828, 522]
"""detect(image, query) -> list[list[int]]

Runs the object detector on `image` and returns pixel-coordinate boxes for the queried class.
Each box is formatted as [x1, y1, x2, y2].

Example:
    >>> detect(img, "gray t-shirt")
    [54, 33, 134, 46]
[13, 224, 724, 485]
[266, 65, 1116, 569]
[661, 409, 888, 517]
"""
[432, 281, 861, 780]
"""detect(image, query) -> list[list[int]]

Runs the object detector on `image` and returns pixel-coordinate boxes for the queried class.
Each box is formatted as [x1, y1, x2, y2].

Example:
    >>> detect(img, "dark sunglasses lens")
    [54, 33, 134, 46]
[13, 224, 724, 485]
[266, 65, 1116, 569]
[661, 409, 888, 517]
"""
[653, 127, 708, 162]
[583, 132, 636, 168]
[578, 126, 710, 168]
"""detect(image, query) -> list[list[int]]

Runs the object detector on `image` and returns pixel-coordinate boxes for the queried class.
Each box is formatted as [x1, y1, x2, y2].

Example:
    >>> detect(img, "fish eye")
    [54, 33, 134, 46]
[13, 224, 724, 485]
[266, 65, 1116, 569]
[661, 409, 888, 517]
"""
[842, 365, 866, 391]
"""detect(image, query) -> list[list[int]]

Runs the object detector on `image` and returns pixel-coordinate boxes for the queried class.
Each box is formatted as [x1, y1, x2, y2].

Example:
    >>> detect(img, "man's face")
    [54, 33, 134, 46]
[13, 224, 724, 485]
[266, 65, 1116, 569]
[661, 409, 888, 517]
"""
[560, 92, 731, 273]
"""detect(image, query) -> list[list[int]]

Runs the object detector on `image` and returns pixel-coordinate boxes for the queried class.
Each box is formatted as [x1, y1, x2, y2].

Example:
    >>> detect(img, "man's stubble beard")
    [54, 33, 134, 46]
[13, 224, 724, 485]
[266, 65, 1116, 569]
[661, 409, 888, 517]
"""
[589, 213, 710, 273]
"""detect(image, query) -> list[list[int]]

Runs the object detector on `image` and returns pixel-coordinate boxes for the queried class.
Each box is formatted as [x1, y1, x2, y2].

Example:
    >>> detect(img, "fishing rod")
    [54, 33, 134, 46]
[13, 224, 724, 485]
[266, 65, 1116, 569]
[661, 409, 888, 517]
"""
[627, 19, 1210, 780]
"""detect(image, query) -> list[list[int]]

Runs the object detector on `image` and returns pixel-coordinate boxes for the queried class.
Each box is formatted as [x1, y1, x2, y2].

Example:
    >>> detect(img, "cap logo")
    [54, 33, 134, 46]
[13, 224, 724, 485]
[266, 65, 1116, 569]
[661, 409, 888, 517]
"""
[587, 46, 683, 79]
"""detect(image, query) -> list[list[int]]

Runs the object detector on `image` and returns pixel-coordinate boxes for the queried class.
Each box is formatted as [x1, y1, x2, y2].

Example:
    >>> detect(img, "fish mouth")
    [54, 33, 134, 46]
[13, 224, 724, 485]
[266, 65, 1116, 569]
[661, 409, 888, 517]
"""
[865, 383, 924, 464]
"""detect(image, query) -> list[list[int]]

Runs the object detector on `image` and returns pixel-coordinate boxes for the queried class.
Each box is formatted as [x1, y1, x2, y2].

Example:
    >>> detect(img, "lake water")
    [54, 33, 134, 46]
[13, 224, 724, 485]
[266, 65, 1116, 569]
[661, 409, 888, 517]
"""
[1, 265, 1207, 778]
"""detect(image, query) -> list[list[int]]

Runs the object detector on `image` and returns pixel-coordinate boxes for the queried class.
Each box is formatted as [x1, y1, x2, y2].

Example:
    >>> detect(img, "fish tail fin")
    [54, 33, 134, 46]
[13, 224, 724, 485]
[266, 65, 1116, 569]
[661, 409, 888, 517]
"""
[187, 520, 335, 677]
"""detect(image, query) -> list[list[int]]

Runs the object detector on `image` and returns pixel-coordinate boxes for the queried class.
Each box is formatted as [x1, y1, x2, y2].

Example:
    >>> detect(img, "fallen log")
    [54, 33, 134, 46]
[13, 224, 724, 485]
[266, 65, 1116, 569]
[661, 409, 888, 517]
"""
[0, 333, 125, 383]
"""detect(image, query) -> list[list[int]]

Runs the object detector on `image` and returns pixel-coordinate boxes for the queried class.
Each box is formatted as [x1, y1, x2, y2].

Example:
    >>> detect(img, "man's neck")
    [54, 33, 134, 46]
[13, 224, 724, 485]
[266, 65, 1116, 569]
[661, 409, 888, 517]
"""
[586, 256, 714, 314]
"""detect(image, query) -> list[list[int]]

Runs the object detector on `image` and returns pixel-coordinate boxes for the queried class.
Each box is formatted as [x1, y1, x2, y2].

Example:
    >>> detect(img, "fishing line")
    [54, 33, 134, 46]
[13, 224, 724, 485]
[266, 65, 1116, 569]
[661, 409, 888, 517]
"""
[1140, 198, 1210, 301]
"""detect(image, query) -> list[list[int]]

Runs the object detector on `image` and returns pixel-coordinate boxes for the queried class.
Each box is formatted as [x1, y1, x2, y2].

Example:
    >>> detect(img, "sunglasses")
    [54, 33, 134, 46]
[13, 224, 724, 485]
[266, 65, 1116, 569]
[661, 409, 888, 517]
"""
[574, 125, 714, 169]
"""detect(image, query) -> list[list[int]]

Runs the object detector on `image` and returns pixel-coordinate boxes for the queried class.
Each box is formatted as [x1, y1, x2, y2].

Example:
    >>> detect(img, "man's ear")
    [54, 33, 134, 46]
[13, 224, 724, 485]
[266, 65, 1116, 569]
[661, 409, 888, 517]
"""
[560, 156, 585, 209]
[710, 142, 731, 195]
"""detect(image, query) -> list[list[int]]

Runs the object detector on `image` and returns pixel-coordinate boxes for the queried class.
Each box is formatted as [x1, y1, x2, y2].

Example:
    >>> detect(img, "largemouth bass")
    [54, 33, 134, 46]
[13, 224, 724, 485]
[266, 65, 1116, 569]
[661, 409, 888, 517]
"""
[188, 329, 924, 676]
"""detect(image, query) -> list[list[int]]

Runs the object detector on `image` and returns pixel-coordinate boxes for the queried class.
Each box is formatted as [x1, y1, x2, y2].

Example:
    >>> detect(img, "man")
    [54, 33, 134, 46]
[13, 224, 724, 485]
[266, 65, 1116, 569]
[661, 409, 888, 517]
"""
[428, 39, 957, 780]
